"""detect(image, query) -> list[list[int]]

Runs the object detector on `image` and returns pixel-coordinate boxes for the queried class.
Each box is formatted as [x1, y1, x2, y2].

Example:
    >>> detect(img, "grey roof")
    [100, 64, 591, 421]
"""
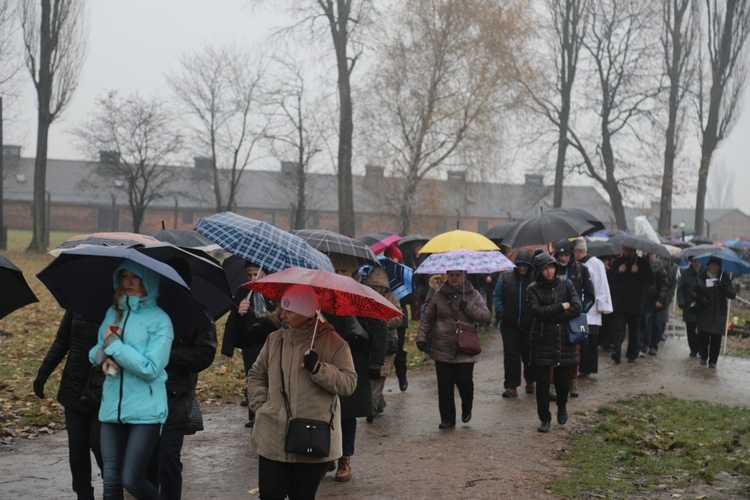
[3, 157, 619, 223]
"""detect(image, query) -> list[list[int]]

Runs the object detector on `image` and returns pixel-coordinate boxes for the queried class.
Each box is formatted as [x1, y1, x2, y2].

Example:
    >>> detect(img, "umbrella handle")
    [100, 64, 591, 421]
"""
[310, 309, 323, 351]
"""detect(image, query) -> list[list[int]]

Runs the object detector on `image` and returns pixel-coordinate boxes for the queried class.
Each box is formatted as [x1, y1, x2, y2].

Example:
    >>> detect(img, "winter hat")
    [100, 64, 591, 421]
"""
[554, 239, 574, 256]
[280, 284, 319, 318]
[328, 252, 359, 274]
[383, 243, 403, 262]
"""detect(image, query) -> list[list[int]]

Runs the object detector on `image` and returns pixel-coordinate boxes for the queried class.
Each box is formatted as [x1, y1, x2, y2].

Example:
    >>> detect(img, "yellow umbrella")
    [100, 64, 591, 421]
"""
[418, 230, 500, 254]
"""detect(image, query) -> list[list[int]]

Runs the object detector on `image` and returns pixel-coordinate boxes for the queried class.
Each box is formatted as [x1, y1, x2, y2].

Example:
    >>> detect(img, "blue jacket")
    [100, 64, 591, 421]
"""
[89, 261, 174, 424]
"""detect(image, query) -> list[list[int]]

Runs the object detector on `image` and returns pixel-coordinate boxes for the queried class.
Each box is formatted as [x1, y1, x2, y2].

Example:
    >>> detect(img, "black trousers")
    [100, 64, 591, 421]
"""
[533, 364, 569, 423]
[579, 325, 600, 374]
[64, 407, 103, 500]
[499, 323, 531, 389]
[613, 312, 642, 361]
[599, 313, 615, 349]
[258, 455, 328, 500]
[394, 326, 407, 381]
[435, 361, 474, 425]
[699, 331, 722, 365]
[157, 428, 186, 500]
[686, 321, 700, 356]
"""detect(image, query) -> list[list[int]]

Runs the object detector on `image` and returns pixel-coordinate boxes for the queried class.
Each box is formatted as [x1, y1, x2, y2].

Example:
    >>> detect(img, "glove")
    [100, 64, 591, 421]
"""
[458, 300, 468, 312]
[368, 364, 382, 380]
[416, 341, 427, 352]
[33, 376, 47, 399]
[303, 350, 319, 373]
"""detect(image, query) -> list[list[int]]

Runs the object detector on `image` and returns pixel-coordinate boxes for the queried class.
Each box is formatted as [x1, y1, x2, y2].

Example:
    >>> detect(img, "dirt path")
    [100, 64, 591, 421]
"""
[2, 324, 749, 499]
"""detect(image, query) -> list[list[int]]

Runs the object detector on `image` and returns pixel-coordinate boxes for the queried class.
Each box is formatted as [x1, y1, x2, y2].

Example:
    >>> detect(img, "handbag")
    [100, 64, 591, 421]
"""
[563, 284, 589, 344]
[80, 364, 105, 407]
[185, 397, 204, 435]
[279, 341, 334, 457]
[446, 297, 482, 356]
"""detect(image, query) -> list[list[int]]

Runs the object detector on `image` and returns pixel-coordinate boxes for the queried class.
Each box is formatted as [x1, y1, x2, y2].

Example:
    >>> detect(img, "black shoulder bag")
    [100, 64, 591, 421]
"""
[279, 340, 335, 457]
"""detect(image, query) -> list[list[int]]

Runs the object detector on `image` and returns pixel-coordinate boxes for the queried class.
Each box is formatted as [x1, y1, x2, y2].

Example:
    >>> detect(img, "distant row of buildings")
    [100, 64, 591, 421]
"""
[2, 146, 749, 242]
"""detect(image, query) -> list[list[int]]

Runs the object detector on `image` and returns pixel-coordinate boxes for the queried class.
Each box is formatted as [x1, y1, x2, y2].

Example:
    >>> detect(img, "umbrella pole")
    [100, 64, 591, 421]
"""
[310, 310, 322, 351]
[724, 299, 731, 356]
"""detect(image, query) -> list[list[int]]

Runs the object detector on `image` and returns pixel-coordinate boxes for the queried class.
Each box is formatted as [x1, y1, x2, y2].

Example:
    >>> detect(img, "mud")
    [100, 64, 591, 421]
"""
[2, 324, 749, 499]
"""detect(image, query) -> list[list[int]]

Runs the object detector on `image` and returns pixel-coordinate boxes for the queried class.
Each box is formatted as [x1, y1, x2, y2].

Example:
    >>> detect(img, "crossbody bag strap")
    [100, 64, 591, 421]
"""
[444, 294, 460, 322]
[278, 336, 338, 428]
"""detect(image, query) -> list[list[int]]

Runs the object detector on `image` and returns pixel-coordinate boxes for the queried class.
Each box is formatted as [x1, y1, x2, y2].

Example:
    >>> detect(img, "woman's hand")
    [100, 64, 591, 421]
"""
[562, 302, 571, 310]
[102, 357, 121, 377]
[238, 296, 251, 316]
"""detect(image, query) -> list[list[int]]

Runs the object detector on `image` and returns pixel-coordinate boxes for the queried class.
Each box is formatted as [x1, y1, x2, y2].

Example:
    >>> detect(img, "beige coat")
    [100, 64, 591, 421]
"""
[247, 322, 357, 463]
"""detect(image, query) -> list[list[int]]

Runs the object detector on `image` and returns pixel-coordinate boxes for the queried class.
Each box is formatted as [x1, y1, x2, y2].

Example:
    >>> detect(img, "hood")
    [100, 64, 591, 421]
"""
[112, 260, 160, 304]
[362, 266, 390, 290]
[515, 249, 534, 268]
[533, 252, 559, 281]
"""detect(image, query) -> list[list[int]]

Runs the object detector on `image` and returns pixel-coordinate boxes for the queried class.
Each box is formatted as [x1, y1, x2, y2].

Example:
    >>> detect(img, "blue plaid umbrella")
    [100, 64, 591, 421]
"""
[195, 212, 333, 273]
[359, 256, 414, 300]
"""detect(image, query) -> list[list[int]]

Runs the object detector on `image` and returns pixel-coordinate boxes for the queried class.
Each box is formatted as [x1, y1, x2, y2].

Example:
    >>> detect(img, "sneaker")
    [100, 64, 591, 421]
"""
[638, 351, 646, 358]
[525, 382, 535, 394]
[648, 348, 657, 356]
[611, 352, 621, 364]
[537, 421, 551, 433]
[557, 407, 568, 425]
[700, 358, 708, 366]
[335, 456, 352, 482]
[502, 388, 518, 398]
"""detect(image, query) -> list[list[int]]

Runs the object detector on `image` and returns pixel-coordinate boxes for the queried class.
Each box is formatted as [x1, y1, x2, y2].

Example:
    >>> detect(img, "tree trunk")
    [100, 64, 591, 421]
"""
[601, 127, 628, 231]
[294, 160, 306, 230]
[337, 62, 354, 235]
[553, 105, 570, 208]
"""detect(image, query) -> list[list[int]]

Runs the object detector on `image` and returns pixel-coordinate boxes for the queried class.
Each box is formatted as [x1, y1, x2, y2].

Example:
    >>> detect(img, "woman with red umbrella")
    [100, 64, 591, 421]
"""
[247, 285, 357, 499]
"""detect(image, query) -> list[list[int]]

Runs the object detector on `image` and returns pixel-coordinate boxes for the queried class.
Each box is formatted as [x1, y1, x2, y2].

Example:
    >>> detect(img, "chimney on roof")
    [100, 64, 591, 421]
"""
[193, 157, 214, 170]
[447, 170, 466, 182]
[3, 145, 21, 159]
[365, 164, 384, 177]
[99, 151, 120, 165]
[281, 161, 299, 175]
[524, 174, 544, 186]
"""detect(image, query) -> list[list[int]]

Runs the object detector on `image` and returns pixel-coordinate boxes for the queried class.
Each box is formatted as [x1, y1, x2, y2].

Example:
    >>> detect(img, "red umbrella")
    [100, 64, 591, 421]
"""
[243, 267, 403, 321]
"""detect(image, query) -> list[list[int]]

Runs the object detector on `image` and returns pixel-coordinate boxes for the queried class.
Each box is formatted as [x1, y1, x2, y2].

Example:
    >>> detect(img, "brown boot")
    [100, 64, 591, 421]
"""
[335, 455, 351, 482]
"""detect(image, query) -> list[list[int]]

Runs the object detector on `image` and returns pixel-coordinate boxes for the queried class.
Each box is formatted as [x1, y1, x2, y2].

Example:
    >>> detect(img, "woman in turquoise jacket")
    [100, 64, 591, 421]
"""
[89, 261, 174, 500]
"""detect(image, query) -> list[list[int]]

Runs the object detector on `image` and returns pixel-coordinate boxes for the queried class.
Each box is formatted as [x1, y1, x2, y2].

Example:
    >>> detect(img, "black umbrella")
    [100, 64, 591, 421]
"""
[37, 246, 212, 338]
[484, 222, 518, 244]
[586, 240, 622, 258]
[675, 244, 731, 260]
[611, 234, 671, 259]
[222, 254, 247, 293]
[290, 229, 379, 264]
[501, 208, 605, 248]
[0, 254, 39, 320]
[136, 243, 234, 321]
[148, 229, 218, 249]
[690, 235, 714, 245]
[397, 234, 430, 268]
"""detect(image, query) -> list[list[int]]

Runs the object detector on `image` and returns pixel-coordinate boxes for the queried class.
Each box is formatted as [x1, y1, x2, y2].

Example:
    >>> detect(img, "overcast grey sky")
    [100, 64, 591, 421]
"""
[10, 1, 750, 215]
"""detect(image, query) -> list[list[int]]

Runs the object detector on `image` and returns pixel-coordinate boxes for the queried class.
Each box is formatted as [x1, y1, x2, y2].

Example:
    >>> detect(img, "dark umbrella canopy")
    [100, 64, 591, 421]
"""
[49, 232, 161, 257]
[222, 254, 248, 293]
[586, 240, 622, 258]
[501, 208, 605, 248]
[37, 246, 212, 338]
[148, 229, 218, 249]
[612, 234, 671, 259]
[484, 222, 518, 244]
[136, 243, 234, 321]
[290, 229, 378, 264]
[0, 254, 39, 320]
[675, 244, 731, 260]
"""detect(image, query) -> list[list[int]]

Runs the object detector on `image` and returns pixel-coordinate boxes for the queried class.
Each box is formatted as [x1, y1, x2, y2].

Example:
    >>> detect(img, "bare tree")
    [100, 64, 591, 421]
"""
[657, 0, 698, 235]
[169, 45, 267, 212]
[74, 91, 182, 233]
[362, 0, 528, 235]
[21, 0, 87, 251]
[694, 0, 750, 235]
[265, 60, 325, 229]
[706, 160, 734, 208]
[549, 0, 589, 208]
[566, 0, 661, 231]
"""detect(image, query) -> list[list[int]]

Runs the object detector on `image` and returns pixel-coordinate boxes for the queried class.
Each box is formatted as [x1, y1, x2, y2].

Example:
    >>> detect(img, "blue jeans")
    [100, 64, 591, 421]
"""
[100, 422, 161, 500]
[640, 308, 665, 351]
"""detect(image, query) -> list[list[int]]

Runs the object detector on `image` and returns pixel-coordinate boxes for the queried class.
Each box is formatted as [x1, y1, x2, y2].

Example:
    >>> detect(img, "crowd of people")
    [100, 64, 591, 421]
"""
[31, 233, 737, 499]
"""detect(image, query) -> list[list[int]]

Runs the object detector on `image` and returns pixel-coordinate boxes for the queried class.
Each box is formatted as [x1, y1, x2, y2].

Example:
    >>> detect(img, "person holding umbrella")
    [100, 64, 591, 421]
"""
[527, 252, 582, 433]
[89, 261, 174, 499]
[690, 256, 736, 368]
[247, 284, 357, 499]
[677, 257, 703, 357]
[416, 269, 491, 429]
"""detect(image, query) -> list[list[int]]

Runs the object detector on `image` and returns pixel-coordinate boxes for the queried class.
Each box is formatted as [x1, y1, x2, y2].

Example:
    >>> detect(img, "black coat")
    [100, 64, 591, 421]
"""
[494, 269, 533, 330]
[164, 322, 218, 430]
[36, 311, 101, 412]
[558, 260, 595, 313]
[677, 265, 701, 322]
[326, 314, 388, 419]
[691, 269, 736, 335]
[528, 270, 582, 368]
[608, 254, 654, 315]
[221, 287, 276, 358]
[642, 257, 669, 310]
